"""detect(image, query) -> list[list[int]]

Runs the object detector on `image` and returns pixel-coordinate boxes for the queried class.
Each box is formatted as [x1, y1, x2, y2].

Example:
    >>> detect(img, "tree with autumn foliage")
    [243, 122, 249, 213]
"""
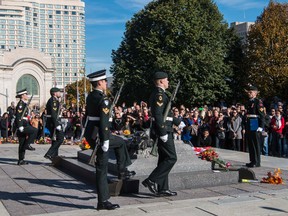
[245, 1, 288, 101]
[111, 0, 242, 106]
[65, 78, 91, 108]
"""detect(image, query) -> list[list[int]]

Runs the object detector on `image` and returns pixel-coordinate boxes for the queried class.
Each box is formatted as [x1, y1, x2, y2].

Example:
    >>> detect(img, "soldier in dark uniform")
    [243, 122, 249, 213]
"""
[245, 86, 265, 167]
[84, 69, 134, 210]
[15, 89, 38, 165]
[142, 72, 180, 196]
[44, 87, 64, 160]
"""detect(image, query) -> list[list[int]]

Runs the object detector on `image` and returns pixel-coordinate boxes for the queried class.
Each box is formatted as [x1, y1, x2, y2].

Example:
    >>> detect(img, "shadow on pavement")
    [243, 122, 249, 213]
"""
[0, 190, 95, 209]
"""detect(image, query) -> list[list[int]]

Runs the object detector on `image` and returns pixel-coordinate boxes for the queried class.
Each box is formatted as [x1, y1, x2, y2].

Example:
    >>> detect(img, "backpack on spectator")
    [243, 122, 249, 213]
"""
[190, 124, 199, 136]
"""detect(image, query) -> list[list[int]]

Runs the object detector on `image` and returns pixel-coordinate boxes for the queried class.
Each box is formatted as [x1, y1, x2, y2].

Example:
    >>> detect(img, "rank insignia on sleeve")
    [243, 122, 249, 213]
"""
[159, 95, 162, 101]
[18, 109, 23, 113]
[102, 108, 109, 114]
[157, 101, 163, 106]
[259, 108, 264, 112]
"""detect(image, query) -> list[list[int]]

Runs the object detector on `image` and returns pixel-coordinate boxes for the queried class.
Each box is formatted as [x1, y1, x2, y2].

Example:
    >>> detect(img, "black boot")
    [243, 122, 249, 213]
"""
[17, 160, 29, 165]
[97, 200, 120, 210]
[26, 144, 35, 151]
[118, 170, 136, 180]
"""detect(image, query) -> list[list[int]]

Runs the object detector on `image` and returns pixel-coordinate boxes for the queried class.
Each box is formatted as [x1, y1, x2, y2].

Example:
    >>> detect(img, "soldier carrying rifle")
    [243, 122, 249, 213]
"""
[142, 72, 181, 197]
[44, 87, 64, 161]
[84, 69, 135, 210]
[15, 88, 37, 165]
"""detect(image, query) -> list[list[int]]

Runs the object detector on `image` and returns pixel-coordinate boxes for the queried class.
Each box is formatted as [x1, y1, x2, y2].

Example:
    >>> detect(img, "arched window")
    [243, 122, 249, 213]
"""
[17, 74, 39, 95]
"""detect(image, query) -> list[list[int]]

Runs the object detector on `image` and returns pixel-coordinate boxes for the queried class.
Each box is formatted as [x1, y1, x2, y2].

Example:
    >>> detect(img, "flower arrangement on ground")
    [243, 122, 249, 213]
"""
[76, 138, 90, 150]
[0, 137, 18, 144]
[196, 147, 232, 170]
[261, 168, 284, 184]
[35, 137, 51, 144]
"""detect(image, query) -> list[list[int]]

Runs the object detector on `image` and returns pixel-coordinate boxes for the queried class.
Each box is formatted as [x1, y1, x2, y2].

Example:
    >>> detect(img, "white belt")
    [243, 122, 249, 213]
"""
[87, 116, 113, 122]
[46, 115, 61, 118]
[152, 117, 173, 121]
[22, 117, 28, 120]
[87, 116, 100, 121]
[246, 114, 258, 118]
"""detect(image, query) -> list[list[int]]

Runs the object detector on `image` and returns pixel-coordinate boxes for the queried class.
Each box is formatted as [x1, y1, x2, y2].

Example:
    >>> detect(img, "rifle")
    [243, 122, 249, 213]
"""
[79, 116, 88, 142]
[13, 94, 34, 138]
[88, 82, 125, 166]
[52, 99, 62, 141]
[108, 82, 124, 117]
[150, 81, 180, 156]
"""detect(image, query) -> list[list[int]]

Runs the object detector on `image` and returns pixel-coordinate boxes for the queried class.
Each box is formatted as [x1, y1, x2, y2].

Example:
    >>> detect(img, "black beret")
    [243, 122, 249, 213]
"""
[50, 87, 60, 94]
[247, 85, 258, 91]
[153, 71, 168, 80]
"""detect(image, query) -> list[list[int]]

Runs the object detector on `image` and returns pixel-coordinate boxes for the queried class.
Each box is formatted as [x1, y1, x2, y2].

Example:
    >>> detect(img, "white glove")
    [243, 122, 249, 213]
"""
[19, 126, 24, 132]
[178, 121, 186, 130]
[256, 127, 263, 132]
[101, 140, 109, 152]
[56, 125, 62, 131]
[160, 134, 168, 143]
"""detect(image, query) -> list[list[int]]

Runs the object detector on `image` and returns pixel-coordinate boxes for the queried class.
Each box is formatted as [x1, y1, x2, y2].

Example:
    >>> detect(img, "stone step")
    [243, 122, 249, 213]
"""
[54, 142, 240, 194]
[54, 156, 139, 195]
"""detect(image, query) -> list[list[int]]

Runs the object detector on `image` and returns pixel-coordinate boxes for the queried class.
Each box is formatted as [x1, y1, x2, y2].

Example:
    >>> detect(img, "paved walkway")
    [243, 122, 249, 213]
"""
[0, 143, 287, 216]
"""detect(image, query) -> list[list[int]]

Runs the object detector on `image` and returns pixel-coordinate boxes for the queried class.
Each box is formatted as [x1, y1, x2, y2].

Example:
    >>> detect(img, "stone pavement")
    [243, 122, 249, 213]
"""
[0, 143, 287, 216]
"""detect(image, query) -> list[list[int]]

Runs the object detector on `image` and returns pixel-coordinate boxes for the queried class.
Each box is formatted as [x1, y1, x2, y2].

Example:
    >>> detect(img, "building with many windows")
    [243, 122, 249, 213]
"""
[0, 0, 85, 87]
[230, 22, 255, 43]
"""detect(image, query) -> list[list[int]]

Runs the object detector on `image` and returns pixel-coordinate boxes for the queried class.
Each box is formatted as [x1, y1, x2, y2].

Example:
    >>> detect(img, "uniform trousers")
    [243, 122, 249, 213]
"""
[46, 129, 64, 158]
[246, 131, 261, 166]
[86, 133, 132, 202]
[17, 125, 38, 160]
[148, 132, 177, 191]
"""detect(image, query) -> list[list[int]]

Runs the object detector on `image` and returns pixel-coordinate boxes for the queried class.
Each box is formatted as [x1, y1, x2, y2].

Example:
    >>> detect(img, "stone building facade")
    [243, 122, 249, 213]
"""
[0, 47, 54, 111]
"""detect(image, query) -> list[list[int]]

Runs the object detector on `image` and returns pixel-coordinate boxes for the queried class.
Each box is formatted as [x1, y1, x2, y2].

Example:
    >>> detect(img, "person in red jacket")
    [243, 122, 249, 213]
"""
[270, 109, 285, 157]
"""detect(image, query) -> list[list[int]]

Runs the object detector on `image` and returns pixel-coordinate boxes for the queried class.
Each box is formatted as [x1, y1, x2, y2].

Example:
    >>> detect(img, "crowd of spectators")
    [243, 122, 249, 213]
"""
[0, 98, 287, 158]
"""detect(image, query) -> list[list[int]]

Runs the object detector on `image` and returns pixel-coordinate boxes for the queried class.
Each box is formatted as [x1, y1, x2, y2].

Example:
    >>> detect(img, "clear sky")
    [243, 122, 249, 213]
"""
[84, 0, 287, 75]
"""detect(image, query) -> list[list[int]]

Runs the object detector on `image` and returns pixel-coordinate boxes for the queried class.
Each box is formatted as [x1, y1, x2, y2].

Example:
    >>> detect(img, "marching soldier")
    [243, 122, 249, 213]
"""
[142, 72, 180, 196]
[44, 87, 64, 160]
[15, 88, 38, 165]
[85, 69, 134, 210]
[245, 85, 265, 167]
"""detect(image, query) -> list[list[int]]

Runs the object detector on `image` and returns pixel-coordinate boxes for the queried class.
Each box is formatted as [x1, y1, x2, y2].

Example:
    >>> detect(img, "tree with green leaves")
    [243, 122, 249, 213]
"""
[245, 1, 288, 101]
[111, 0, 242, 106]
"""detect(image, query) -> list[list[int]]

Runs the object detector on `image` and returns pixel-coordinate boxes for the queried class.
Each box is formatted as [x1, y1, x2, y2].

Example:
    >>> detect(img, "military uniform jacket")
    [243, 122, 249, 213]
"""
[245, 97, 265, 130]
[15, 100, 28, 128]
[149, 87, 180, 136]
[46, 96, 60, 129]
[85, 89, 110, 143]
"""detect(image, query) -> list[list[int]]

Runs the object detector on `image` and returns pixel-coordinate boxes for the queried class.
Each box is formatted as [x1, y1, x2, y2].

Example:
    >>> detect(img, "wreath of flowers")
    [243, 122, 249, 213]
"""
[196, 147, 231, 170]
[0, 137, 19, 144]
[75, 138, 91, 150]
[261, 168, 284, 184]
[35, 137, 52, 144]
